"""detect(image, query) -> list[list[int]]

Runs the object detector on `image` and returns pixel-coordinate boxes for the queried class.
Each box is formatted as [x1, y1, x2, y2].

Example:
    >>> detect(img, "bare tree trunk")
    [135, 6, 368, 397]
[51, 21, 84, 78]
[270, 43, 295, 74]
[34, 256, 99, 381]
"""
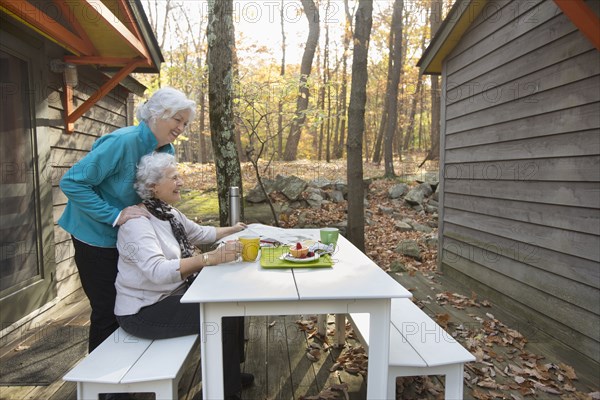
[276, 103, 283, 159]
[277, 0, 286, 159]
[283, 0, 320, 161]
[180, 44, 193, 163]
[418, 79, 424, 150]
[146, 0, 171, 53]
[404, 24, 427, 152]
[231, 38, 244, 163]
[429, 0, 442, 161]
[335, 0, 353, 159]
[365, 85, 380, 162]
[324, 17, 331, 163]
[199, 52, 210, 163]
[418, 5, 428, 152]
[241, 106, 280, 226]
[403, 76, 422, 151]
[371, 49, 391, 165]
[346, 0, 373, 252]
[372, 2, 396, 167]
[383, 0, 403, 177]
[145, 0, 171, 88]
[179, 5, 209, 163]
[207, 0, 243, 226]
[199, 87, 209, 162]
[332, 43, 341, 158]
[395, 7, 409, 160]
[317, 44, 325, 160]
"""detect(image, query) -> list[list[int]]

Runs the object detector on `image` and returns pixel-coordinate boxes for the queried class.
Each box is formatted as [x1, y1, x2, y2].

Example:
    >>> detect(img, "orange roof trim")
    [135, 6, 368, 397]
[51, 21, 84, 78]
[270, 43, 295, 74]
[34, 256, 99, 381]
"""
[0, 0, 156, 68]
[554, 0, 600, 51]
[0, 0, 163, 134]
[0, 0, 95, 55]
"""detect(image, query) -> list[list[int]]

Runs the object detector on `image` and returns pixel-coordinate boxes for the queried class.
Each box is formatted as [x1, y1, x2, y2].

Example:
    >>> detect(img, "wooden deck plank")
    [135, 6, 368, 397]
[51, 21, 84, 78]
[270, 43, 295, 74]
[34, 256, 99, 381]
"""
[284, 315, 319, 398]
[267, 315, 295, 400]
[314, 315, 344, 391]
[242, 316, 268, 399]
[0, 292, 86, 359]
[178, 342, 201, 400]
[0, 291, 91, 400]
[47, 381, 76, 400]
[308, 324, 338, 396]
[0, 385, 37, 400]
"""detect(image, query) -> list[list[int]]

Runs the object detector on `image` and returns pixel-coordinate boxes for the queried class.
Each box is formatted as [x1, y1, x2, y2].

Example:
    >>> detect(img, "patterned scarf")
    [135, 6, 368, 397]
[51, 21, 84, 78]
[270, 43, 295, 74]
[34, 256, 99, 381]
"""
[143, 198, 195, 259]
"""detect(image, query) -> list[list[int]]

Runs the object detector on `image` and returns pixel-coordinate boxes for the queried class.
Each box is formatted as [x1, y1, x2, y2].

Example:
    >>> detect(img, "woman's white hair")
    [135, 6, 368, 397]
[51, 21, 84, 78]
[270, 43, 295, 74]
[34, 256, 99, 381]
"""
[136, 87, 196, 125]
[135, 152, 177, 199]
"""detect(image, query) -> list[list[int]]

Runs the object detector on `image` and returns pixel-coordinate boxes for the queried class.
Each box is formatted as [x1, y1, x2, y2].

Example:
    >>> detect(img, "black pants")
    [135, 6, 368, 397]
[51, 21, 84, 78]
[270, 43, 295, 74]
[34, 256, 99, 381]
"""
[72, 237, 120, 353]
[117, 295, 243, 396]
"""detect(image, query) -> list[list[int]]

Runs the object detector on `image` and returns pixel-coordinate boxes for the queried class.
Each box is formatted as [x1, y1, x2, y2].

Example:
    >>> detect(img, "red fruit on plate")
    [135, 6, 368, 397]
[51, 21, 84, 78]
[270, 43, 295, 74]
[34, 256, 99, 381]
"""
[296, 242, 302, 250]
[307, 251, 314, 257]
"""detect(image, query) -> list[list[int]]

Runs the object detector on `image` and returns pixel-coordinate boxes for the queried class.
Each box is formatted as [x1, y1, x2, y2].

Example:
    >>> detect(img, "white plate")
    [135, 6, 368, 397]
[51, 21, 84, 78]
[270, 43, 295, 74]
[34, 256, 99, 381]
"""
[280, 253, 321, 263]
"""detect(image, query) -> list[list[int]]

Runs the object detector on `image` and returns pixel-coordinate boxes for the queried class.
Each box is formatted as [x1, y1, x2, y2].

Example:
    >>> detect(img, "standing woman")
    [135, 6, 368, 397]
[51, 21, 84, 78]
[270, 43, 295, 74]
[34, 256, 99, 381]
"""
[58, 87, 195, 352]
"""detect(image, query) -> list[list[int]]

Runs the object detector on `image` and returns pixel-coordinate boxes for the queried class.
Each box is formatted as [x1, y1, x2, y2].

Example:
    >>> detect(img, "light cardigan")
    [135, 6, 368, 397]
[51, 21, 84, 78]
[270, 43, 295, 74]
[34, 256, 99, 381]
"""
[114, 207, 216, 316]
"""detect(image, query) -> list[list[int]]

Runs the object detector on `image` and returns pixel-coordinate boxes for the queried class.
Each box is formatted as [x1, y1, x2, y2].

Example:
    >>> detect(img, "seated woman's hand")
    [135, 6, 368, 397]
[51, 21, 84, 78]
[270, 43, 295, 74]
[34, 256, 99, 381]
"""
[214, 222, 247, 241]
[233, 222, 247, 232]
[212, 240, 243, 264]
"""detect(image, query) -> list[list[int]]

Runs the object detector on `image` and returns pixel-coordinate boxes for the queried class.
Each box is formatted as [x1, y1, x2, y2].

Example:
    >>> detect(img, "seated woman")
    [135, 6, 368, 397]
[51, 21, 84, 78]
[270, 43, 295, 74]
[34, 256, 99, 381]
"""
[115, 152, 251, 399]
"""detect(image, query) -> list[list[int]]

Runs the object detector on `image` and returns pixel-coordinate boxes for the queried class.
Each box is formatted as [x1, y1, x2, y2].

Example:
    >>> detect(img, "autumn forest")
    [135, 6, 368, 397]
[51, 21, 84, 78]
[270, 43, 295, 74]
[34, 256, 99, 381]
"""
[137, 0, 452, 171]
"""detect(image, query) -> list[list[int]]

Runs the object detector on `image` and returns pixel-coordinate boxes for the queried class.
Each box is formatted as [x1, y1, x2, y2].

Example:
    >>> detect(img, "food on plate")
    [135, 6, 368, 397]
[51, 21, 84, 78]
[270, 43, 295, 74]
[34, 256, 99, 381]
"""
[289, 242, 309, 258]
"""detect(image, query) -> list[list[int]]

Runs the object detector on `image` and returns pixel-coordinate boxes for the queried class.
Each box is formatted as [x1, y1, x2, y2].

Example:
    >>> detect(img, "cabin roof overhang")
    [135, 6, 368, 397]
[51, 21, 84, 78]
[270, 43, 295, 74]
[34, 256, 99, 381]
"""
[0, 0, 163, 71]
[0, 0, 164, 133]
[418, 0, 600, 76]
[417, 0, 489, 76]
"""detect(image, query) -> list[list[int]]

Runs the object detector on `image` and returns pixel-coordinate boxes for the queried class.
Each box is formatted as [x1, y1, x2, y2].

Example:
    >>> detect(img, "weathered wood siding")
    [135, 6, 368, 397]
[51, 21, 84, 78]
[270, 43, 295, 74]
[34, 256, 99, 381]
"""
[49, 65, 130, 301]
[438, 0, 600, 361]
[0, 16, 138, 335]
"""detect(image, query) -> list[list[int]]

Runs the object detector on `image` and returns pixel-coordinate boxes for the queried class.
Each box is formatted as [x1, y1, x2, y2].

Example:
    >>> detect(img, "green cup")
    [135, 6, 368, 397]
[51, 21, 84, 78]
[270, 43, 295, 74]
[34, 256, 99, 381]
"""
[320, 227, 339, 247]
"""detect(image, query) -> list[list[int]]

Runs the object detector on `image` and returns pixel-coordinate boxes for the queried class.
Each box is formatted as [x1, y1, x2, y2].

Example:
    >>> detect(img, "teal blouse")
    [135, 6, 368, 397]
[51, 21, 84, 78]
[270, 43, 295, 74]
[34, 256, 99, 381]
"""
[58, 121, 175, 247]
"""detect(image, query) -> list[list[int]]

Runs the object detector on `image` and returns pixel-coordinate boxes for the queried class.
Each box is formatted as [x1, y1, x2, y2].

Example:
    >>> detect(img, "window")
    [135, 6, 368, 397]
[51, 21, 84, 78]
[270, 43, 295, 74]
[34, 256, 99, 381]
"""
[0, 49, 41, 295]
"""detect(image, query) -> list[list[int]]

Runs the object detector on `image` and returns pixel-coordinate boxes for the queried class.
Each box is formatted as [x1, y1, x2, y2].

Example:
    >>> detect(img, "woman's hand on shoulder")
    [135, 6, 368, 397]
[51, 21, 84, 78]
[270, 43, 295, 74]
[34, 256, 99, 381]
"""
[117, 204, 151, 226]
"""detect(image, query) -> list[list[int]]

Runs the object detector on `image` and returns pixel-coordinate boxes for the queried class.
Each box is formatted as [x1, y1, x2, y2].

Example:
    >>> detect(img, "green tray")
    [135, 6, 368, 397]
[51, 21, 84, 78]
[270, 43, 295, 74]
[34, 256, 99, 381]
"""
[260, 247, 333, 268]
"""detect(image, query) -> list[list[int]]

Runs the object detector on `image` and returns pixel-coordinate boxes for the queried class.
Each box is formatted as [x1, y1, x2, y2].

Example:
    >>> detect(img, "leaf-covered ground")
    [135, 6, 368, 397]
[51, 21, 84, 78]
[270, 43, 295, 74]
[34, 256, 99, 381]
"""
[178, 157, 439, 273]
[178, 159, 598, 400]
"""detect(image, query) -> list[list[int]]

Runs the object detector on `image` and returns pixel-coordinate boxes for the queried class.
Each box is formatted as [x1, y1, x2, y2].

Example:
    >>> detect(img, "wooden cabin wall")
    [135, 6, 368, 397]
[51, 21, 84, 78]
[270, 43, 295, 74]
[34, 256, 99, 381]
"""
[438, 0, 600, 361]
[0, 18, 137, 336]
[48, 66, 130, 302]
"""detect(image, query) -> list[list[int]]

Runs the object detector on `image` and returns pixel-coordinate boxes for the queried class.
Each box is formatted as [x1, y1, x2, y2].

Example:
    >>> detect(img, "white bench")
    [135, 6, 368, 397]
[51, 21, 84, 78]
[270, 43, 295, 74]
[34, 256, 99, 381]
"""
[347, 298, 475, 400]
[63, 328, 198, 400]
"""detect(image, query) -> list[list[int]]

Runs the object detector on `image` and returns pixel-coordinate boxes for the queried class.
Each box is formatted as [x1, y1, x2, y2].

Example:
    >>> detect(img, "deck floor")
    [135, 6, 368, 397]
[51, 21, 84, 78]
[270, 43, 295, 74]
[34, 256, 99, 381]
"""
[0, 289, 366, 400]
[1, 271, 598, 400]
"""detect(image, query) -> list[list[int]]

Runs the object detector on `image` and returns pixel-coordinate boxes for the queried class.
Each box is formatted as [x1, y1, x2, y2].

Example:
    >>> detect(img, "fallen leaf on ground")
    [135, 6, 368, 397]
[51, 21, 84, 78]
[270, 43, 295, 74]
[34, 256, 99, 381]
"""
[435, 313, 450, 329]
[559, 363, 578, 380]
[306, 348, 321, 362]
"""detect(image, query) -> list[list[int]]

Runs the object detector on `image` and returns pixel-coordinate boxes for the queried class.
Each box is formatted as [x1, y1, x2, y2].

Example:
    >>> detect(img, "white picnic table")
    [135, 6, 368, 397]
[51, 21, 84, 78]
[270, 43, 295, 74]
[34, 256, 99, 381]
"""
[181, 223, 412, 399]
